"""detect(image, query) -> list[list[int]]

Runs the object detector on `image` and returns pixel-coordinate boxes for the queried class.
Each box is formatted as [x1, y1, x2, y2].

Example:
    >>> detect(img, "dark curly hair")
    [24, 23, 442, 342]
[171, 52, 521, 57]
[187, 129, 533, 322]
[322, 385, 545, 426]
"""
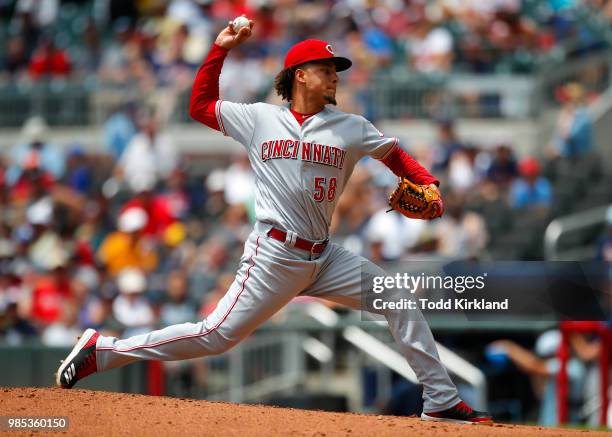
[274, 67, 296, 102]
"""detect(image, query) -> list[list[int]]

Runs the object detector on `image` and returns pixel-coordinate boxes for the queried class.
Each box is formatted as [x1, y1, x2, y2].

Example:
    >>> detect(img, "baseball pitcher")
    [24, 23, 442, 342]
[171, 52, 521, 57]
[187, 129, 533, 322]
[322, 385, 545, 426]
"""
[57, 18, 492, 424]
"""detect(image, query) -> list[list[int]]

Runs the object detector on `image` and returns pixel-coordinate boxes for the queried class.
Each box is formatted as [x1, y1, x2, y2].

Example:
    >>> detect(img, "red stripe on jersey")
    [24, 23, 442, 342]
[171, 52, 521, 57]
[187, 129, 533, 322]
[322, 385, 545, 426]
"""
[216, 100, 227, 136]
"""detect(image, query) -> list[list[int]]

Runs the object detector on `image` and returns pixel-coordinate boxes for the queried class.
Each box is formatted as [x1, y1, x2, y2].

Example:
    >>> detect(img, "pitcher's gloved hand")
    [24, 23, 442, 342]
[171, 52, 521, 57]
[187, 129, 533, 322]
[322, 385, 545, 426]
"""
[388, 178, 444, 220]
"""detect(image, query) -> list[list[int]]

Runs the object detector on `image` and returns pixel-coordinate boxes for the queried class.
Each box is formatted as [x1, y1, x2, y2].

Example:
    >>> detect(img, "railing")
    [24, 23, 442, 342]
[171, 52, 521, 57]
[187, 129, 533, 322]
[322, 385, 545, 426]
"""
[369, 48, 612, 121]
[0, 81, 92, 127]
[204, 330, 306, 403]
[536, 49, 612, 109]
[544, 204, 610, 260]
[306, 302, 489, 411]
[1, 48, 611, 128]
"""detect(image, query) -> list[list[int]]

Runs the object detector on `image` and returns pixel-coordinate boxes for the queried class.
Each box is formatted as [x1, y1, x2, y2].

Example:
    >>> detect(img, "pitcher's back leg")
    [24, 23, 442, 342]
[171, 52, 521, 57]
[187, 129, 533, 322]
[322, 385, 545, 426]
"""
[97, 234, 314, 372]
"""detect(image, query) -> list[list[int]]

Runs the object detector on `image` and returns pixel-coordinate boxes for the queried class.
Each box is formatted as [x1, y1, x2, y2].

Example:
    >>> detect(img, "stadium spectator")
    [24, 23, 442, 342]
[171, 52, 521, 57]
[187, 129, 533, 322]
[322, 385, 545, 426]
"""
[223, 153, 255, 207]
[485, 144, 518, 188]
[28, 37, 71, 79]
[9, 9, 41, 61]
[210, 203, 251, 249]
[6, 117, 65, 187]
[447, 149, 479, 194]
[62, 145, 93, 195]
[15, 0, 58, 29]
[0, 242, 27, 326]
[432, 120, 465, 172]
[156, 222, 195, 273]
[79, 293, 116, 335]
[489, 330, 586, 426]
[41, 300, 82, 346]
[112, 267, 155, 336]
[158, 168, 191, 220]
[104, 102, 138, 160]
[9, 167, 55, 206]
[167, 0, 214, 43]
[29, 251, 73, 327]
[97, 19, 133, 83]
[362, 23, 394, 67]
[74, 198, 114, 253]
[160, 269, 197, 326]
[121, 189, 176, 238]
[509, 157, 552, 211]
[0, 302, 37, 345]
[115, 109, 179, 193]
[204, 169, 230, 219]
[405, 11, 454, 74]
[1, 37, 29, 78]
[79, 17, 103, 74]
[25, 198, 62, 271]
[364, 209, 428, 260]
[97, 208, 158, 276]
[154, 22, 198, 90]
[219, 46, 269, 103]
[188, 237, 232, 301]
[433, 194, 488, 259]
[553, 83, 594, 158]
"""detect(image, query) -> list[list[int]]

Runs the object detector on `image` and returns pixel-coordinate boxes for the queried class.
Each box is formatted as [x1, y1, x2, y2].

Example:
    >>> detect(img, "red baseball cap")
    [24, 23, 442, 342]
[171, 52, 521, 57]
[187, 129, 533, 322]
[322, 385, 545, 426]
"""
[284, 39, 352, 72]
[519, 157, 541, 177]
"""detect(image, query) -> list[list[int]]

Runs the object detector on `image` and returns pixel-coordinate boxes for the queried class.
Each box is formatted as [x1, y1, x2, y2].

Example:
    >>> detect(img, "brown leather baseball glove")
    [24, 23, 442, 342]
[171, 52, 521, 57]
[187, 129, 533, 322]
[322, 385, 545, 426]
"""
[388, 177, 444, 220]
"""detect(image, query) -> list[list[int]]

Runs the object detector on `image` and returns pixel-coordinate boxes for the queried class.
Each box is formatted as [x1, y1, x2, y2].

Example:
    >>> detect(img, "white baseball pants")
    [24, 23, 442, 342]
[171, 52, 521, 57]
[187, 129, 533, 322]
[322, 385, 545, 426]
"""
[96, 222, 460, 412]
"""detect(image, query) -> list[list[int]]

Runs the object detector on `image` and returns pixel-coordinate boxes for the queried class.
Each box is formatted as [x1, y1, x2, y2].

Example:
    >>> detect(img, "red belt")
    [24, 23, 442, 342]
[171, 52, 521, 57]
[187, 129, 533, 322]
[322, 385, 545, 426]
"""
[267, 228, 329, 254]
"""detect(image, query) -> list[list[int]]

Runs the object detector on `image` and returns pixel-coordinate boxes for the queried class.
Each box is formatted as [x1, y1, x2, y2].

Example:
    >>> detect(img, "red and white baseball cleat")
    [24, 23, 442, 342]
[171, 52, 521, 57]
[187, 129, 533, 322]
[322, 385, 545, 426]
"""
[421, 401, 493, 425]
[56, 329, 100, 389]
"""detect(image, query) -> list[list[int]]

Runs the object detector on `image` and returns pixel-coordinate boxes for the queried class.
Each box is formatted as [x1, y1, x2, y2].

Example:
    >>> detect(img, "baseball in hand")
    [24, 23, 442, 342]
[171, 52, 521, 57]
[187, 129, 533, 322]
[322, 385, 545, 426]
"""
[232, 16, 250, 33]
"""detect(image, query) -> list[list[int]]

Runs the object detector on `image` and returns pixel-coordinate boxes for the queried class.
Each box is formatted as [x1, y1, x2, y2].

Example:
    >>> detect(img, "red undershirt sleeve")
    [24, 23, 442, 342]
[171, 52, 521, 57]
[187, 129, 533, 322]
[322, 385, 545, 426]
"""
[189, 44, 229, 131]
[381, 146, 439, 186]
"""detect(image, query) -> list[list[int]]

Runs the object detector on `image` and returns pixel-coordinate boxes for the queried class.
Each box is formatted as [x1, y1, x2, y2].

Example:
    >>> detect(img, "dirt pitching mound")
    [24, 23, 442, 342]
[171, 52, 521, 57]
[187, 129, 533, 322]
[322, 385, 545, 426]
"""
[0, 388, 608, 436]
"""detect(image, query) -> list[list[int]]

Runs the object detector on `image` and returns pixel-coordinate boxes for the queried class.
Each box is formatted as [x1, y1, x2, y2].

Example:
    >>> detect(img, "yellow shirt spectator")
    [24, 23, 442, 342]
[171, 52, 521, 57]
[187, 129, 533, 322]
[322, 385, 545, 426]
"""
[97, 231, 158, 276]
[98, 207, 157, 275]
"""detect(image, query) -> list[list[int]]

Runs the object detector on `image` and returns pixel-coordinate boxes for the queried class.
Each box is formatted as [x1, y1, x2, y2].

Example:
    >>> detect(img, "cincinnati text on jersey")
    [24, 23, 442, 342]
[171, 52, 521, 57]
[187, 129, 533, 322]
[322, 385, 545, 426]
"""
[260, 139, 347, 169]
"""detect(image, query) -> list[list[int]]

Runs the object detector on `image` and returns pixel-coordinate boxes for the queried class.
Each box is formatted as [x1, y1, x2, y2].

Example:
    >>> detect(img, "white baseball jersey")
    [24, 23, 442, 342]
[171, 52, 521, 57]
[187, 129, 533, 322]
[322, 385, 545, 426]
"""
[215, 101, 398, 240]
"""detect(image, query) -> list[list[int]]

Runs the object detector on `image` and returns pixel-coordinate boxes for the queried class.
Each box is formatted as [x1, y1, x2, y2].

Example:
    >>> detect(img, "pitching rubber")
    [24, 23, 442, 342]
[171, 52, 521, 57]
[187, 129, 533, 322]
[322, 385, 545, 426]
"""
[55, 328, 97, 388]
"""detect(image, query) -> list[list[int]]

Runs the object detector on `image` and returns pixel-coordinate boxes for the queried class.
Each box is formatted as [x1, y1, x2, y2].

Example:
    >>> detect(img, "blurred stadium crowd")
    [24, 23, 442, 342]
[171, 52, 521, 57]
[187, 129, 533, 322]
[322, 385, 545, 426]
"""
[1, 81, 608, 345]
[0, 0, 611, 427]
[1, 0, 612, 103]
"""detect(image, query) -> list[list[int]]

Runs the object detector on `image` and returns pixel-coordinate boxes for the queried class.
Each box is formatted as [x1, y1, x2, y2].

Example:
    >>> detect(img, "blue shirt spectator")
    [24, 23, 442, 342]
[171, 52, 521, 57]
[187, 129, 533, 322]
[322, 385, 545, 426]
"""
[557, 107, 592, 157]
[63, 145, 92, 194]
[363, 27, 393, 61]
[554, 84, 593, 158]
[104, 109, 137, 159]
[510, 178, 553, 209]
[6, 117, 65, 186]
[510, 157, 553, 209]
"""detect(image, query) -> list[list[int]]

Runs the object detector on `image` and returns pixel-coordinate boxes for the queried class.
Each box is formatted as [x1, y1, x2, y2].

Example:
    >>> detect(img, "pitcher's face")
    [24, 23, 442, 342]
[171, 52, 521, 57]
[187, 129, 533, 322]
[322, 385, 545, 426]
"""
[296, 60, 338, 105]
